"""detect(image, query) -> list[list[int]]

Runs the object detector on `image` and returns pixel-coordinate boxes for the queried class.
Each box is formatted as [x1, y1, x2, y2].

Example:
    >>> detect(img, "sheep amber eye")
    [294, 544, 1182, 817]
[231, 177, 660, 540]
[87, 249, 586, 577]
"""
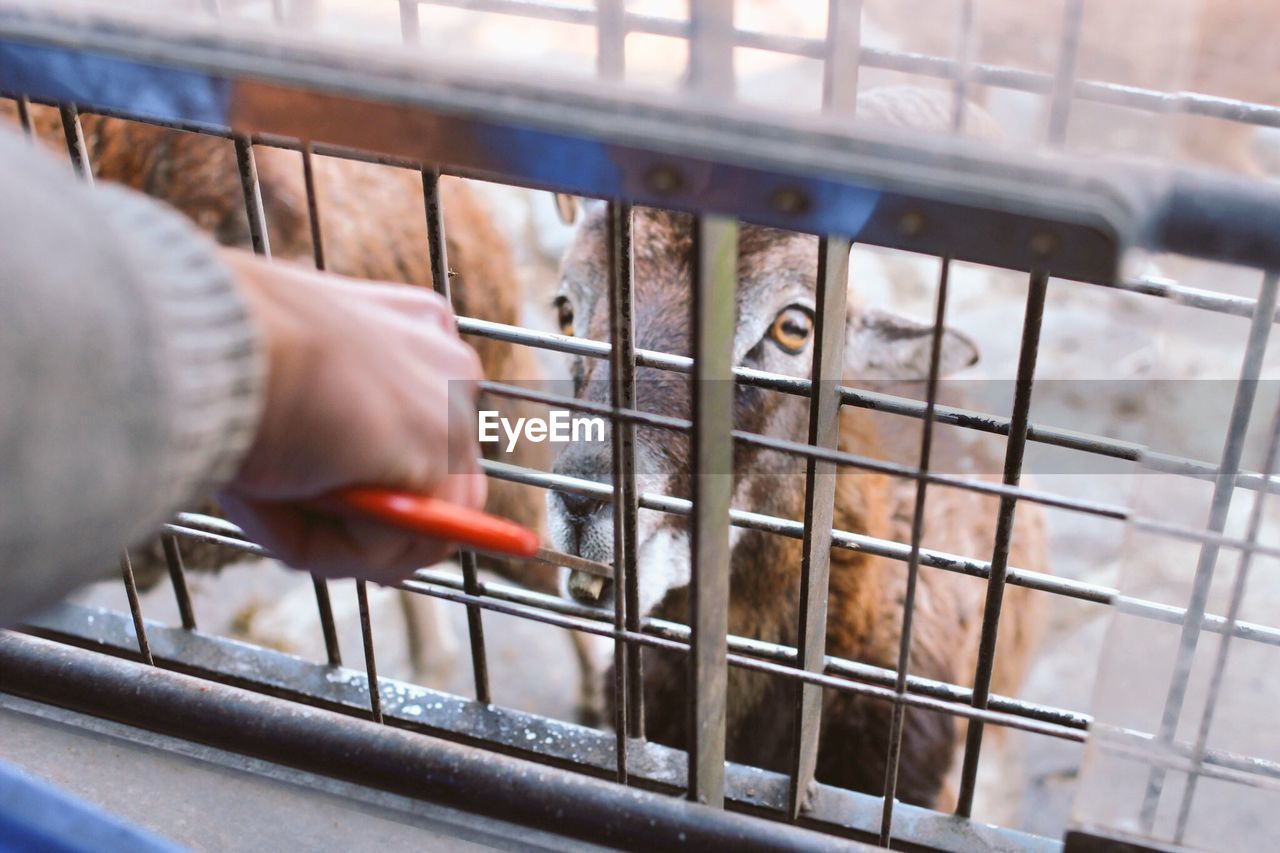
[555, 297, 575, 336]
[769, 307, 813, 353]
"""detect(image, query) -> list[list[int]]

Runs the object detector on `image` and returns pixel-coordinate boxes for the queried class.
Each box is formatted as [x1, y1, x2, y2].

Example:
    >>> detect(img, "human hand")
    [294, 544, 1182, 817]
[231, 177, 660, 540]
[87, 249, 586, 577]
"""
[217, 249, 486, 582]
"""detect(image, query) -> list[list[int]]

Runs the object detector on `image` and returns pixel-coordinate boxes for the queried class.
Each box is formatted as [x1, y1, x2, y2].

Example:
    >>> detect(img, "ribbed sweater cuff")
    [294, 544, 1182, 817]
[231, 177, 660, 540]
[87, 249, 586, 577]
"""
[99, 186, 265, 508]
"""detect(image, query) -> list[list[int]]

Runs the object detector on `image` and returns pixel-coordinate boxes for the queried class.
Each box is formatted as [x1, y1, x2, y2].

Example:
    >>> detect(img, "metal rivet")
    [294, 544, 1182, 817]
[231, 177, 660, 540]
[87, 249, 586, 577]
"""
[771, 187, 810, 215]
[644, 164, 684, 196]
[898, 211, 926, 237]
[1030, 231, 1060, 258]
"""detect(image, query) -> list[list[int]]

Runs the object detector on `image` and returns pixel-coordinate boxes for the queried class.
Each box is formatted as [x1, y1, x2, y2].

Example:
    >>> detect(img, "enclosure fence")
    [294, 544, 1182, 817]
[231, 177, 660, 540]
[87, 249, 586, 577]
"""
[2, 1, 1280, 850]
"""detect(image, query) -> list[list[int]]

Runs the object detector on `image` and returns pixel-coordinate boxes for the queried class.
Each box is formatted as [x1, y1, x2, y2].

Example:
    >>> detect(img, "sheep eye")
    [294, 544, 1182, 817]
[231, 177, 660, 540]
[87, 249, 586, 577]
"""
[554, 295, 575, 336]
[769, 306, 813, 354]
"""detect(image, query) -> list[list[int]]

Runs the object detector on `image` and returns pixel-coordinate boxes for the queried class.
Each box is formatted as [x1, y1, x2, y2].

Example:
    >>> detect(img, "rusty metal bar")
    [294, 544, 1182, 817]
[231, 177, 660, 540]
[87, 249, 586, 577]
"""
[880, 256, 953, 845]
[955, 269, 1050, 817]
[1140, 269, 1280, 829]
[13, 93, 32, 136]
[299, 140, 348, 669]
[119, 551, 154, 666]
[687, 214, 737, 807]
[606, 200, 642, 770]
[57, 103, 91, 183]
[787, 235, 850, 820]
[311, 576, 342, 667]
[0, 630, 856, 851]
[160, 534, 197, 630]
[355, 580, 384, 723]
[233, 134, 270, 257]
[420, 165, 491, 705]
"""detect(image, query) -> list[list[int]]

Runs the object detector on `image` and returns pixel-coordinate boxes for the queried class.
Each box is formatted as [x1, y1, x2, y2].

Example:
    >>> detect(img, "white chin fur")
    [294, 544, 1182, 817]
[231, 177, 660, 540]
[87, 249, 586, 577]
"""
[634, 527, 691, 617]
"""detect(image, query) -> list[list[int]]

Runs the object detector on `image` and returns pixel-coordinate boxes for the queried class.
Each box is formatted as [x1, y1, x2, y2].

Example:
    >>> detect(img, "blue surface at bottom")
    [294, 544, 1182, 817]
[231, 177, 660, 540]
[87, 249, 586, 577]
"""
[0, 761, 183, 853]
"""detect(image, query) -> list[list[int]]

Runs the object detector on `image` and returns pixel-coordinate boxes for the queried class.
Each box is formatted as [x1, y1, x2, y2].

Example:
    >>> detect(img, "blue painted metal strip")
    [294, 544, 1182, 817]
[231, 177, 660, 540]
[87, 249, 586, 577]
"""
[0, 40, 230, 126]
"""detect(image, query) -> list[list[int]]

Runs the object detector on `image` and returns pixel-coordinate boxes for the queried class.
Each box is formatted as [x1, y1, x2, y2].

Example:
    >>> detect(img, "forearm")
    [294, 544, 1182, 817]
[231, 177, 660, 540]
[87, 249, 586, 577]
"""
[0, 128, 264, 624]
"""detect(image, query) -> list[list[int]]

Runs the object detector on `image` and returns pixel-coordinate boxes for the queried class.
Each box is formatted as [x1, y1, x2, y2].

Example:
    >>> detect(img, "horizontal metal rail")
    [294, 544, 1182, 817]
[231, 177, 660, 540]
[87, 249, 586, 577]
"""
[0, 629, 852, 851]
[458, 317, 1280, 500]
[413, 0, 1280, 131]
[12, 609, 1063, 851]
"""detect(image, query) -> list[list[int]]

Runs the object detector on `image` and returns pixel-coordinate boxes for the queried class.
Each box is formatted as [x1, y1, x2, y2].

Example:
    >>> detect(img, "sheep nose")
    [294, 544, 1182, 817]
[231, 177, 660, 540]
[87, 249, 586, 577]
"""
[556, 490, 608, 523]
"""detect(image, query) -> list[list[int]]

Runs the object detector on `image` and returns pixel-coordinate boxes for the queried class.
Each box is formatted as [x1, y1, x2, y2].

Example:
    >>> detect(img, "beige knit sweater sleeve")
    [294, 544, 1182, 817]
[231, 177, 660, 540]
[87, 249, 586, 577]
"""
[0, 127, 264, 625]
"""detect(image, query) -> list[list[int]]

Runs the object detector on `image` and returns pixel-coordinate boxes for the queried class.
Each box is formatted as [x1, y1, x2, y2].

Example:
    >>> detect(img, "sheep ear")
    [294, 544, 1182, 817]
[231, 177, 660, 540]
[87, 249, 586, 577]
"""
[553, 193, 579, 225]
[845, 308, 979, 380]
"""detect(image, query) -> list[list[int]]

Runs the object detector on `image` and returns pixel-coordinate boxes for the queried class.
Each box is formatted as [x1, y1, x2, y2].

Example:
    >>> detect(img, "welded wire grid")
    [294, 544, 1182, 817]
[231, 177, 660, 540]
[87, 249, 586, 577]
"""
[5, 0, 1280, 849]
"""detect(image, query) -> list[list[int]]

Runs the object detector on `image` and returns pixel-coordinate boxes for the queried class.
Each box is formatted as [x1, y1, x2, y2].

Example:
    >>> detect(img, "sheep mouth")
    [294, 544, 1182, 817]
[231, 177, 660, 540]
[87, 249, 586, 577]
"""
[567, 569, 615, 607]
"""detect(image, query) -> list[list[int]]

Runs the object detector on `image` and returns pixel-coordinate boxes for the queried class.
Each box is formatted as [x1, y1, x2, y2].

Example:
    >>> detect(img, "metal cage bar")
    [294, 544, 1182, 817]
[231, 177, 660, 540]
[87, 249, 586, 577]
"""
[1174, 383, 1280, 842]
[955, 269, 1050, 817]
[787, 234, 850, 819]
[420, 166, 493, 705]
[6, 4, 1280, 847]
[355, 579, 385, 723]
[1140, 268, 1280, 829]
[687, 214, 737, 807]
[56, 102, 91, 183]
[160, 534, 197, 631]
[606, 200, 644, 750]
[118, 551, 155, 666]
[299, 140, 353, 669]
[880, 255, 954, 845]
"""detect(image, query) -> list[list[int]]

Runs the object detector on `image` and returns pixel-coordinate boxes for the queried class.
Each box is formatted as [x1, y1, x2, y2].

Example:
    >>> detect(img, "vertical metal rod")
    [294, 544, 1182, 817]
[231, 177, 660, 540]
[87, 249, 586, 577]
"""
[355, 580, 384, 723]
[301, 143, 326, 270]
[311, 576, 343, 667]
[119, 552, 155, 666]
[606, 201, 634, 782]
[787, 235, 850, 820]
[422, 168, 450, 295]
[299, 141, 345, 669]
[687, 0, 735, 98]
[421, 166, 491, 705]
[399, 0, 421, 45]
[822, 0, 861, 114]
[955, 269, 1049, 817]
[687, 215, 737, 807]
[1174, 377, 1280, 842]
[58, 104, 92, 184]
[951, 0, 975, 131]
[271, 0, 286, 24]
[233, 135, 270, 257]
[459, 551, 492, 703]
[1141, 270, 1280, 829]
[1047, 0, 1084, 146]
[879, 257, 953, 844]
[597, 0, 627, 80]
[14, 95, 33, 138]
[203, 0, 222, 16]
[160, 535, 197, 631]
[616, 208, 645, 743]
